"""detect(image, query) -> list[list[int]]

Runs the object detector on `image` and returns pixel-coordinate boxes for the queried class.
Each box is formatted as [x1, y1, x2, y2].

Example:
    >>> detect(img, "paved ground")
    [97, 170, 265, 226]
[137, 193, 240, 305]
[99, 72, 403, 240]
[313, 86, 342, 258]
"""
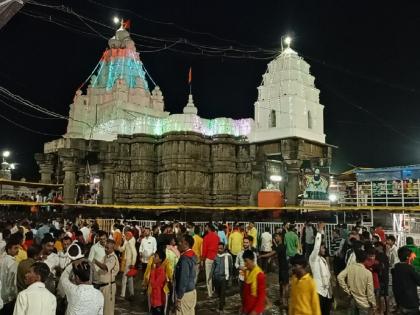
[114, 272, 349, 315]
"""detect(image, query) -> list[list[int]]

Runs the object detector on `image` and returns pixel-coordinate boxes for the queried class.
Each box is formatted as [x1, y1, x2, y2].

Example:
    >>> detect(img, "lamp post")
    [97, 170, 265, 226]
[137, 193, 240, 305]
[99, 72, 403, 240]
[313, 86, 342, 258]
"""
[280, 35, 292, 52]
[2, 150, 10, 162]
[0, 150, 16, 180]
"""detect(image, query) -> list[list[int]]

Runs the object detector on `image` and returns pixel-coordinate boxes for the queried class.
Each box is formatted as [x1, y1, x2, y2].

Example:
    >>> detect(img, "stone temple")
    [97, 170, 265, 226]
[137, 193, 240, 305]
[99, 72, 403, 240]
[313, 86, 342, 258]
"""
[35, 25, 332, 206]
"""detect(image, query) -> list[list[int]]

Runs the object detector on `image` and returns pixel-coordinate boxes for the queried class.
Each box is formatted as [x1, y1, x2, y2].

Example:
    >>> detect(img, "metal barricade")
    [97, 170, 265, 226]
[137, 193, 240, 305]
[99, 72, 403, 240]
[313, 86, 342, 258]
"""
[76, 217, 381, 251]
[95, 218, 115, 234]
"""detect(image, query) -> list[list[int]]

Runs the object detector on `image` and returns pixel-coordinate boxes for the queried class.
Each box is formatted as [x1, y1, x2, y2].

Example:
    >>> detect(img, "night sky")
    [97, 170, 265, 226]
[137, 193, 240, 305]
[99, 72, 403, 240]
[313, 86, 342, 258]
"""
[1, 0, 420, 180]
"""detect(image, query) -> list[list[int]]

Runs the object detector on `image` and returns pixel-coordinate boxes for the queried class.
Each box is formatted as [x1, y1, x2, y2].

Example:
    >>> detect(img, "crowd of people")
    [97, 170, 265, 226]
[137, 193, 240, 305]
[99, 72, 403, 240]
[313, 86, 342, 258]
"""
[0, 218, 417, 315]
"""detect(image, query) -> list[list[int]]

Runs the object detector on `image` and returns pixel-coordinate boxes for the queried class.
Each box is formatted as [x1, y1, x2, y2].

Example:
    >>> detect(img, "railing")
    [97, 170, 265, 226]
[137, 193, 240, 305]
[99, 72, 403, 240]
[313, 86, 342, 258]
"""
[331, 180, 420, 207]
[82, 218, 373, 252]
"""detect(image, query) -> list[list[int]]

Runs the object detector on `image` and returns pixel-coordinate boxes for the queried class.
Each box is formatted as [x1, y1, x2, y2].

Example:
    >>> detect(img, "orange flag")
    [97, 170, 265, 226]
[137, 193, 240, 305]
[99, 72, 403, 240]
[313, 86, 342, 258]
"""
[188, 67, 192, 84]
[123, 19, 131, 29]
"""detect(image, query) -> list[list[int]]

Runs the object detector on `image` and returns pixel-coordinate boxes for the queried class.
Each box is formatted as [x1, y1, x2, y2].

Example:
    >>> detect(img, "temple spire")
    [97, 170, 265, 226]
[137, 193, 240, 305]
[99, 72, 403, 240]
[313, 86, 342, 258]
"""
[183, 94, 198, 115]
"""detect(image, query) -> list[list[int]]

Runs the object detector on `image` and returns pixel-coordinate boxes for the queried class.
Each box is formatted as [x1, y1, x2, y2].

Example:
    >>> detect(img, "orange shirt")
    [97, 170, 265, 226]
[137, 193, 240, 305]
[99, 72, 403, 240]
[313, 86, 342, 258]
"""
[113, 230, 122, 248]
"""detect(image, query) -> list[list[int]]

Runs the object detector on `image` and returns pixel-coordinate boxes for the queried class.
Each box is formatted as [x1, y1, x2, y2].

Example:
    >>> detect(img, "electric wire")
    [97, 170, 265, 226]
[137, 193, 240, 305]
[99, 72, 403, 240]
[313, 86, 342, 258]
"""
[0, 86, 94, 129]
[317, 79, 420, 144]
[25, 1, 281, 55]
[20, 7, 280, 59]
[0, 97, 60, 120]
[0, 112, 62, 136]
[86, 0, 262, 49]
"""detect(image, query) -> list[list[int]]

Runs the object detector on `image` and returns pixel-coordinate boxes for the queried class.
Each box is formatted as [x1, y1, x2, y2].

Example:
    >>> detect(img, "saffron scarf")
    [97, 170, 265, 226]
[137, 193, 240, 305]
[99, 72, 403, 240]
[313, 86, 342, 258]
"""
[244, 265, 263, 297]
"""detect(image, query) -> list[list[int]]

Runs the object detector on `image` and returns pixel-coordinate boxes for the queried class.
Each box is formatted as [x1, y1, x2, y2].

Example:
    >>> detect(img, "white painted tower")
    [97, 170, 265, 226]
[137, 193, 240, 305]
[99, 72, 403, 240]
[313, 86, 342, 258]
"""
[250, 43, 325, 144]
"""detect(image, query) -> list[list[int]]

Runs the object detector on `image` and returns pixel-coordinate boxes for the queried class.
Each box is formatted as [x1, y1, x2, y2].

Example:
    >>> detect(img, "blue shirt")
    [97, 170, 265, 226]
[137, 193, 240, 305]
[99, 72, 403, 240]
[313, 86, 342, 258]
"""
[175, 250, 196, 299]
[218, 231, 227, 245]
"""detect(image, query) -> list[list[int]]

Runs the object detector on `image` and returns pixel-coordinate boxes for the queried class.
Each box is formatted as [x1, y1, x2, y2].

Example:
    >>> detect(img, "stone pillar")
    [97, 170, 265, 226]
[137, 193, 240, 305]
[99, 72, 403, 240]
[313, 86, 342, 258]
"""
[77, 166, 86, 184]
[62, 158, 78, 204]
[237, 143, 252, 205]
[285, 162, 301, 206]
[130, 134, 156, 204]
[113, 136, 131, 203]
[35, 153, 56, 184]
[211, 136, 238, 206]
[158, 132, 209, 205]
[102, 164, 114, 204]
[58, 148, 83, 204]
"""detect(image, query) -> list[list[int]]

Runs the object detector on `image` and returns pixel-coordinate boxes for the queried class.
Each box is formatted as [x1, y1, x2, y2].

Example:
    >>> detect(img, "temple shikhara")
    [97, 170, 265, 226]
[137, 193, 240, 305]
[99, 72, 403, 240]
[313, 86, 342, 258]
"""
[35, 24, 332, 206]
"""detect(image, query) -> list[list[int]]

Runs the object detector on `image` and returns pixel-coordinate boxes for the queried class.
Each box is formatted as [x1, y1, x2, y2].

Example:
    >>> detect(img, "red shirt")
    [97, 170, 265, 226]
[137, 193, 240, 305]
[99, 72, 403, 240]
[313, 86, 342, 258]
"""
[364, 259, 380, 289]
[23, 240, 33, 250]
[150, 266, 166, 308]
[242, 272, 266, 314]
[375, 228, 386, 243]
[202, 231, 219, 260]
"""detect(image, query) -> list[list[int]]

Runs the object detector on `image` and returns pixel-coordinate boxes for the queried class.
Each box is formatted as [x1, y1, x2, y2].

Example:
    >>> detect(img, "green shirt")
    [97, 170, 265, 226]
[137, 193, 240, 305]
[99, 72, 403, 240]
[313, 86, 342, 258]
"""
[284, 231, 299, 257]
[406, 244, 420, 272]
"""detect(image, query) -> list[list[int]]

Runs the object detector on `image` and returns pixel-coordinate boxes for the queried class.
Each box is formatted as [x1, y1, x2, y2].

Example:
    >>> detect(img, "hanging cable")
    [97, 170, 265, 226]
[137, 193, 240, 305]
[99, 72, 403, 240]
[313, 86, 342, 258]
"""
[25, 1, 281, 55]
[0, 112, 62, 136]
[317, 79, 420, 144]
[86, 0, 262, 49]
[0, 97, 61, 120]
[72, 9, 109, 40]
[0, 86, 94, 129]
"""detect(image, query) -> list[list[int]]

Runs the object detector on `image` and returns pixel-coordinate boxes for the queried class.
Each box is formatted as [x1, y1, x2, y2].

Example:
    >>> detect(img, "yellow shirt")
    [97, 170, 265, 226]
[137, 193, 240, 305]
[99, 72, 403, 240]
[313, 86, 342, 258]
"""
[15, 247, 28, 264]
[289, 273, 321, 315]
[143, 256, 173, 295]
[248, 227, 258, 248]
[54, 240, 63, 252]
[192, 234, 203, 261]
[228, 231, 243, 255]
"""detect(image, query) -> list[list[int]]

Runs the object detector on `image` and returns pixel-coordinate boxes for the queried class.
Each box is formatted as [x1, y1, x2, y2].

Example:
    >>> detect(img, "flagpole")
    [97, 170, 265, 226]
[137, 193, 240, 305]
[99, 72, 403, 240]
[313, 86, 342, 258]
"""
[188, 67, 192, 94]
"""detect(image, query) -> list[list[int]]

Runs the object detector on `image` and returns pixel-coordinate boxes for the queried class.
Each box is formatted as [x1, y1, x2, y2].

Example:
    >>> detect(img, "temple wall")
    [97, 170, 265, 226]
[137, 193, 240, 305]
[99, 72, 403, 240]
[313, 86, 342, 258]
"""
[38, 134, 331, 206]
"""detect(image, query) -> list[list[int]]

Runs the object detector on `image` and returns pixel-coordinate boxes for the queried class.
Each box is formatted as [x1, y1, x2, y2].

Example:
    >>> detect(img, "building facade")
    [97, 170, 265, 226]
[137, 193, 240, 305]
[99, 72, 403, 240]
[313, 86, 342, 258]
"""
[36, 26, 332, 206]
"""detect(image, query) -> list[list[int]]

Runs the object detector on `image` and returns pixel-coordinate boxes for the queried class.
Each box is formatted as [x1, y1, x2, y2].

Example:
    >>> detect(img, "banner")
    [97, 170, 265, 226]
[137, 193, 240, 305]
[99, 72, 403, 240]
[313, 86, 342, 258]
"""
[301, 167, 330, 203]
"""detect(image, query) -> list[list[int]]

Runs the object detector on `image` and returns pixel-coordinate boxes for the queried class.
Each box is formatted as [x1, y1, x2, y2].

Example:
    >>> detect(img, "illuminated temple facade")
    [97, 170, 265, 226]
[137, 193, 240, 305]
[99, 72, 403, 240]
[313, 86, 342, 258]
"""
[36, 26, 331, 206]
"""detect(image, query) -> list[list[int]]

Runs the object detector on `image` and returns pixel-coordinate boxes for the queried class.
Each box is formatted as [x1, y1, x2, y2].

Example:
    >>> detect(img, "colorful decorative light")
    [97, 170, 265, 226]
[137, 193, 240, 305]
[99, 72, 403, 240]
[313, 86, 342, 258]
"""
[92, 48, 149, 91]
[91, 115, 253, 139]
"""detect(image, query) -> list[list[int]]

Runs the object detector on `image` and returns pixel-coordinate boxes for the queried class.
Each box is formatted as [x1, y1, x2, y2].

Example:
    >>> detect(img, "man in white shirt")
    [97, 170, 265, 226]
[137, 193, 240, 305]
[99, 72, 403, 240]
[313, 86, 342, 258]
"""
[80, 222, 91, 244]
[41, 235, 60, 276]
[13, 262, 56, 315]
[259, 227, 272, 272]
[303, 221, 316, 259]
[119, 231, 137, 299]
[88, 230, 107, 282]
[58, 236, 73, 270]
[235, 237, 256, 299]
[139, 227, 157, 273]
[93, 240, 119, 315]
[309, 222, 332, 315]
[0, 238, 20, 314]
[0, 230, 10, 256]
[60, 259, 104, 315]
[386, 235, 400, 310]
